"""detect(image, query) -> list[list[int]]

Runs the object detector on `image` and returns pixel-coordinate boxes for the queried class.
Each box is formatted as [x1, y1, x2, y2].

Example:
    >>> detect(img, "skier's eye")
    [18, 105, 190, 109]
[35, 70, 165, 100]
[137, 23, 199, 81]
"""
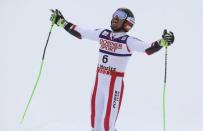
[112, 10, 127, 20]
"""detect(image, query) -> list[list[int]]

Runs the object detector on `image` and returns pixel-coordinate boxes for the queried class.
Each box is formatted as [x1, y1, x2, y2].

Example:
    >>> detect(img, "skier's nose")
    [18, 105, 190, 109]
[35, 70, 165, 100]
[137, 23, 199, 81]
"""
[112, 16, 119, 23]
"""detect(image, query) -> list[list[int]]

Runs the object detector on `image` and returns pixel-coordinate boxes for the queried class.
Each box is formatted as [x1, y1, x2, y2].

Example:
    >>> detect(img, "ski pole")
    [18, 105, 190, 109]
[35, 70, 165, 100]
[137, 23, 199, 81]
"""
[163, 45, 168, 131]
[21, 11, 55, 123]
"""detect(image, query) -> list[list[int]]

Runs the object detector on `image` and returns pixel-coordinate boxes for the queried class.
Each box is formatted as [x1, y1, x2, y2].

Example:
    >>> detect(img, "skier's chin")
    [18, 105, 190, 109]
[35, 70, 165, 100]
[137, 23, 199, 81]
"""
[111, 25, 123, 32]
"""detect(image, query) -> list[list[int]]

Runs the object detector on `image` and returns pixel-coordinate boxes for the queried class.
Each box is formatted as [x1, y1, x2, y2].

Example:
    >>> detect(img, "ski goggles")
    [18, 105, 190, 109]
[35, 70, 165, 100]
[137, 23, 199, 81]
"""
[112, 10, 127, 20]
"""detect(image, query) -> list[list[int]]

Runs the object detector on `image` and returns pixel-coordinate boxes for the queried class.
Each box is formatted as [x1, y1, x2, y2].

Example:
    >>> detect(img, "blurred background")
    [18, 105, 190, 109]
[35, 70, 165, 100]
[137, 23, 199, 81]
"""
[1, 0, 203, 131]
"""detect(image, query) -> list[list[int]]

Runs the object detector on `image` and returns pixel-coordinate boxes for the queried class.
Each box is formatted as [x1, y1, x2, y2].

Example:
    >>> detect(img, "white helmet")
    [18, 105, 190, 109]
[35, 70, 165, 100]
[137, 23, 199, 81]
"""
[112, 8, 135, 32]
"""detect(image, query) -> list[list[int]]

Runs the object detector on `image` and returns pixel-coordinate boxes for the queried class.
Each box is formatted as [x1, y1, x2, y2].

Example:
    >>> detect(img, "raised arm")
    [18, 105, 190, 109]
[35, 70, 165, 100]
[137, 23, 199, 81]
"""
[50, 9, 103, 41]
[127, 30, 175, 55]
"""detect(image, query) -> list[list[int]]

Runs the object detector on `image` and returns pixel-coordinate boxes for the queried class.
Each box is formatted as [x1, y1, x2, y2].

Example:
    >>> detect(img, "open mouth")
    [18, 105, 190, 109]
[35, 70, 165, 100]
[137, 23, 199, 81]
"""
[112, 22, 117, 25]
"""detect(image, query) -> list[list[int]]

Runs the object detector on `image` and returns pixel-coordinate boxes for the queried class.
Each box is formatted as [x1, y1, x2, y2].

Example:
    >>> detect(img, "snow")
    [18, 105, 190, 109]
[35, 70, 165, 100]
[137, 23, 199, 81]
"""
[1, 0, 203, 131]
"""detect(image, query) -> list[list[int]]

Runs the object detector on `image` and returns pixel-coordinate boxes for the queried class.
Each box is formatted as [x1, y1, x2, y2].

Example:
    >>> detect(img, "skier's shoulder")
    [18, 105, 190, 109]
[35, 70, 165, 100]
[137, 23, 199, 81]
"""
[127, 35, 143, 42]
[91, 28, 109, 35]
[93, 28, 109, 33]
[126, 35, 148, 52]
[99, 28, 112, 37]
[99, 28, 112, 33]
[127, 35, 144, 44]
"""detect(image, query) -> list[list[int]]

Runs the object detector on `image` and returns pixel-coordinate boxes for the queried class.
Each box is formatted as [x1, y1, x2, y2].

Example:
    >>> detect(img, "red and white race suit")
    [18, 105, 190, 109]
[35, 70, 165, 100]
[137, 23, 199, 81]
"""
[71, 26, 152, 131]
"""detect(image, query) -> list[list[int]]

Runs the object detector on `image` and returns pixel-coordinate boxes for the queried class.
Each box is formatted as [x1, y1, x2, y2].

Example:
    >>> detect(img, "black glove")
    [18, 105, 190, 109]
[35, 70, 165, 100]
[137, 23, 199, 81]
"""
[50, 9, 67, 27]
[162, 29, 175, 46]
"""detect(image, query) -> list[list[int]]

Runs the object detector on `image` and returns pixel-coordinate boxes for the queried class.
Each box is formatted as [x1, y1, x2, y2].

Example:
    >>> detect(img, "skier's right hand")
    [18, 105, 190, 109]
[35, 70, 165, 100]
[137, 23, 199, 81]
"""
[50, 9, 68, 28]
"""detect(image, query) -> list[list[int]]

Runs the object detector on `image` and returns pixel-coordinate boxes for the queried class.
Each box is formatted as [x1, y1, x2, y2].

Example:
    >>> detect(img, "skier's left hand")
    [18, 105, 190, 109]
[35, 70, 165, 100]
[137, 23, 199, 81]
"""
[159, 29, 175, 47]
[50, 9, 68, 28]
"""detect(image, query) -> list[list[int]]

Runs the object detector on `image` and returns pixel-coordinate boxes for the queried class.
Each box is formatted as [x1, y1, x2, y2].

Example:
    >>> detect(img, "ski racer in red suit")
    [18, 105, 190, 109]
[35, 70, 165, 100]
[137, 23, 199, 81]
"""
[50, 8, 174, 131]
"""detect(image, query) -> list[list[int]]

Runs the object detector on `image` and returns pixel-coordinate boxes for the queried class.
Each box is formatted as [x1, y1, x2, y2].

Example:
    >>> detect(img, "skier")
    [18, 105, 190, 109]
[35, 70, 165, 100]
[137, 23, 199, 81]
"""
[50, 8, 174, 131]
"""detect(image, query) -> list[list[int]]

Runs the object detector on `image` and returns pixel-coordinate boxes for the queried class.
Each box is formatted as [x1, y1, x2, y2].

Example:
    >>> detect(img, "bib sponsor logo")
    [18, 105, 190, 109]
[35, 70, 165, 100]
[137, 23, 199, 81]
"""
[98, 64, 116, 72]
[113, 90, 120, 108]
[100, 39, 122, 52]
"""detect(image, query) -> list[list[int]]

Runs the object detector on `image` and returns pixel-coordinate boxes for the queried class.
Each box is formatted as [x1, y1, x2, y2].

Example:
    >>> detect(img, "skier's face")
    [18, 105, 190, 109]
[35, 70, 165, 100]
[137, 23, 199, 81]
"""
[111, 16, 125, 32]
